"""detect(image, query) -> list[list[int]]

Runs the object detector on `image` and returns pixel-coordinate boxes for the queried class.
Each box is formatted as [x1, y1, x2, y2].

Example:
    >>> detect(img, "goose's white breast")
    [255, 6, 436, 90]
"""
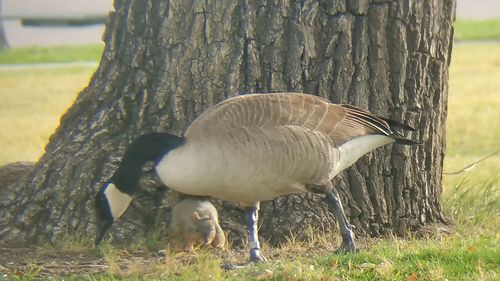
[155, 128, 338, 205]
[155, 139, 283, 204]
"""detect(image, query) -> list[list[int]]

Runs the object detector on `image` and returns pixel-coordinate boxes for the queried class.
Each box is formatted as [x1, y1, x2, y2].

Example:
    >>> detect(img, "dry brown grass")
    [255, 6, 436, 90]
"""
[0, 66, 96, 165]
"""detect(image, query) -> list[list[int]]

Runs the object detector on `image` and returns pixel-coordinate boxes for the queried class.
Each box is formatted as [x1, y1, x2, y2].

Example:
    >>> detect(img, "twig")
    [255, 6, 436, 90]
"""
[443, 151, 498, 175]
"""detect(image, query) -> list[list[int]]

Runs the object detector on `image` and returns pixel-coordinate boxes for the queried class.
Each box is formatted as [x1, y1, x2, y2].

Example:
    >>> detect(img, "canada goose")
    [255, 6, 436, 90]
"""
[95, 92, 418, 262]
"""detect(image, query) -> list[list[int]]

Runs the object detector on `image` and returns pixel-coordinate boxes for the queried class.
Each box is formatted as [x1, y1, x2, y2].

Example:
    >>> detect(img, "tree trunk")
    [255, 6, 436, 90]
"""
[0, 0, 9, 49]
[0, 0, 455, 247]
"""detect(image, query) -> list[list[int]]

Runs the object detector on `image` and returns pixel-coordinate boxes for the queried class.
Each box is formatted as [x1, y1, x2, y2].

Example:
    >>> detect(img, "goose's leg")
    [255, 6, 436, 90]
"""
[324, 184, 357, 253]
[244, 202, 267, 262]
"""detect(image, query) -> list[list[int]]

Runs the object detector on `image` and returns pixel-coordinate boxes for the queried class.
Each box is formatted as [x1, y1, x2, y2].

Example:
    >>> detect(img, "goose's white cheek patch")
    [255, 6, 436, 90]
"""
[104, 183, 133, 220]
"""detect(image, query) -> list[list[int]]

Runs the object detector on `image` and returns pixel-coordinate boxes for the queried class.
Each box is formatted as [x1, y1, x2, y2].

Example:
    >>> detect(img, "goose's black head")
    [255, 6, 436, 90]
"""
[94, 133, 185, 246]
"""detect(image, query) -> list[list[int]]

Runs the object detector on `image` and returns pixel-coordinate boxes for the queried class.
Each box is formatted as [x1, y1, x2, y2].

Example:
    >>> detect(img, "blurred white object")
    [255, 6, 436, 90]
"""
[1, 0, 112, 47]
[456, 0, 500, 19]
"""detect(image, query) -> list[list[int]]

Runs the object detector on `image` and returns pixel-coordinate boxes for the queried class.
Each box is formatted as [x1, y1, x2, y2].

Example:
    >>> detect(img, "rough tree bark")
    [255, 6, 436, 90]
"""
[0, 0, 9, 49]
[0, 0, 455, 247]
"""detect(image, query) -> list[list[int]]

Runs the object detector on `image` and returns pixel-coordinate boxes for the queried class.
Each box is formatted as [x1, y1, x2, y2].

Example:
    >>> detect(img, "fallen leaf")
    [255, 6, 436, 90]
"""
[330, 259, 339, 270]
[467, 246, 477, 253]
[406, 273, 418, 281]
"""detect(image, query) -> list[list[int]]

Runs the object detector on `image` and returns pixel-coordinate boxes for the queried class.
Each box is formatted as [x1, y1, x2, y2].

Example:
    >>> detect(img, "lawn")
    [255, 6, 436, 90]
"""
[0, 65, 97, 164]
[0, 44, 104, 64]
[0, 40, 499, 279]
[454, 18, 500, 41]
[0, 44, 103, 164]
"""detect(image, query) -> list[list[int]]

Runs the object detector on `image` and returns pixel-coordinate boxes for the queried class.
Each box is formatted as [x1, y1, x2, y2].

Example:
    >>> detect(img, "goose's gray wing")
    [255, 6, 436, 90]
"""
[185, 92, 394, 146]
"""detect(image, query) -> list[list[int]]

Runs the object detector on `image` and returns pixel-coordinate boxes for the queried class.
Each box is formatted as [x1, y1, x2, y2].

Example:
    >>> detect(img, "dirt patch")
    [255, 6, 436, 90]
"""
[0, 246, 199, 278]
[0, 235, 371, 278]
[0, 243, 334, 278]
[0, 245, 248, 278]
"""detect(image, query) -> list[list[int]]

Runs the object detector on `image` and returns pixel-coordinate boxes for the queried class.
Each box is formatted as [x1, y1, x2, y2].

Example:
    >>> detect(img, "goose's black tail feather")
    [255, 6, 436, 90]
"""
[380, 117, 423, 145]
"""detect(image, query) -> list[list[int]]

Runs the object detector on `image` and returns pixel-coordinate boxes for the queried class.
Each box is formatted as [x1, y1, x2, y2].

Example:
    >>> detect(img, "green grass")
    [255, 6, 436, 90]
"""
[6, 230, 497, 280]
[0, 44, 104, 64]
[455, 18, 500, 41]
[0, 43, 499, 280]
[187, 239, 497, 281]
[321, 235, 498, 281]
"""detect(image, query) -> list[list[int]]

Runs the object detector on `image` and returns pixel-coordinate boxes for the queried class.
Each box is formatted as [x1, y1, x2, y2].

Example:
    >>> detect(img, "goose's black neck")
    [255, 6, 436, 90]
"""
[111, 133, 185, 195]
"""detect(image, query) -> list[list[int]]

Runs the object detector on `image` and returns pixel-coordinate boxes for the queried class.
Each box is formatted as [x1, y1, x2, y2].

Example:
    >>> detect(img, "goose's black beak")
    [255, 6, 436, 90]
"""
[95, 218, 113, 247]
[94, 183, 114, 247]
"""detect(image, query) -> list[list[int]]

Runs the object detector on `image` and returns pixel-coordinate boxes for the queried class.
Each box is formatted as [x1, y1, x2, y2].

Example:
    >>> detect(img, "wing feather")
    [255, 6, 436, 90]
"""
[185, 93, 398, 147]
